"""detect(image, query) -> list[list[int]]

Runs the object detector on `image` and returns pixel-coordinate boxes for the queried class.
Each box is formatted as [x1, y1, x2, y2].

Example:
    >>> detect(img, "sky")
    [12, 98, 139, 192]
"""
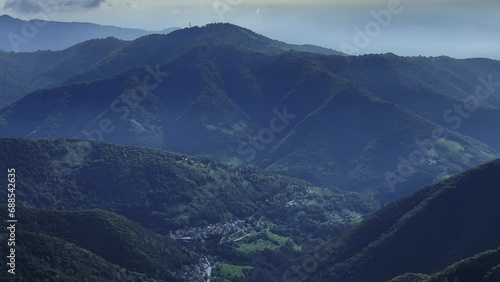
[1, 0, 499, 59]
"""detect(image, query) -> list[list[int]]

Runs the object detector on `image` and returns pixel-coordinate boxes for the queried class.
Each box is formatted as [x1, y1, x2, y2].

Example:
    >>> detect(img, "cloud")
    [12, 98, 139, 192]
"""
[3, 0, 106, 14]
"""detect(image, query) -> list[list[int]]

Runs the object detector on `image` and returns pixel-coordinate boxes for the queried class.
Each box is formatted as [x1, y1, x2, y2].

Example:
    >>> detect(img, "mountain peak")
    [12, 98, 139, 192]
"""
[169, 22, 262, 40]
[0, 14, 14, 20]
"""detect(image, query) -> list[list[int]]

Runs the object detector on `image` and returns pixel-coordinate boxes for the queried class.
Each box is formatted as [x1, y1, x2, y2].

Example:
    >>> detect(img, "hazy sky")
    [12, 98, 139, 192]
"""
[1, 0, 499, 59]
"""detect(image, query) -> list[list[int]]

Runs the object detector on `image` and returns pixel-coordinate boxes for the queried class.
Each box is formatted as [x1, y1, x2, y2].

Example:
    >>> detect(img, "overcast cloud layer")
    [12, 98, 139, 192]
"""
[1, 0, 499, 59]
[3, 0, 106, 14]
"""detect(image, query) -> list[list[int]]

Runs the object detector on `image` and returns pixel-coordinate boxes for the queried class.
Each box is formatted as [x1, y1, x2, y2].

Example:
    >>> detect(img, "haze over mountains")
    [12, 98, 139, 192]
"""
[0, 14, 179, 52]
[0, 17, 499, 282]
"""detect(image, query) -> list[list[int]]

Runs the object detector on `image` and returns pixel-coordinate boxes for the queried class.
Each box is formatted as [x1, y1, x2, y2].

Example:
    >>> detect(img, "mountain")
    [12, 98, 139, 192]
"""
[308, 53, 500, 152]
[0, 138, 376, 280]
[64, 23, 346, 84]
[0, 23, 343, 108]
[0, 39, 497, 202]
[0, 207, 194, 281]
[0, 37, 128, 107]
[0, 138, 374, 231]
[281, 159, 500, 282]
[425, 248, 500, 282]
[5, 232, 158, 282]
[388, 248, 500, 282]
[0, 14, 178, 52]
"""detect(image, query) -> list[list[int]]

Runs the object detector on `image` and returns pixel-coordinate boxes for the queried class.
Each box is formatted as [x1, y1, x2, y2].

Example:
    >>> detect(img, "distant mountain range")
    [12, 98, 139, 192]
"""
[0, 14, 179, 52]
[0, 24, 498, 202]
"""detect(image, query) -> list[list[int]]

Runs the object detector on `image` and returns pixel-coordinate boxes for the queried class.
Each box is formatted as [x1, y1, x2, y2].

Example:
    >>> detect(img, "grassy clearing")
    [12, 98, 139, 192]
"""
[266, 230, 290, 245]
[436, 138, 464, 153]
[237, 238, 278, 252]
[236, 229, 301, 253]
[211, 263, 253, 281]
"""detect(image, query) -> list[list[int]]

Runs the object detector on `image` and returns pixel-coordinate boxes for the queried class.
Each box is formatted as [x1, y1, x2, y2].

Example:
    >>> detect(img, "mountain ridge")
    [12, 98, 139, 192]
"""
[0, 14, 178, 52]
[283, 158, 500, 282]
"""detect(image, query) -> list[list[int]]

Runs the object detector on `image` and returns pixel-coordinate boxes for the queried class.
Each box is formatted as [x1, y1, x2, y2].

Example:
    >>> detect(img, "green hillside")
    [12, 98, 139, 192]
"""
[0, 138, 375, 280]
[2, 232, 158, 282]
[0, 37, 127, 108]
[9, 207, 194, 281]
[283, 159, 500, 282]
[1, 42, 496, 201]
[389, 248, 500, 282]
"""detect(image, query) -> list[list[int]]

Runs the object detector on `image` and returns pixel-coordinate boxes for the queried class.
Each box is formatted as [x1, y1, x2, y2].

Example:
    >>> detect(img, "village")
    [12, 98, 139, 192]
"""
[169, 216, 266, 243]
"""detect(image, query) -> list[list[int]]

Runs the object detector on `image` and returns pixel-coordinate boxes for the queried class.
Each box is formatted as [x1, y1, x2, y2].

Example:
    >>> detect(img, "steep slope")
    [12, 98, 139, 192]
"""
[389, 248, 500, 282]
[0, 37, 128, 107]
[14, 207, 194, 281]
[427, 248, 500, 282]
[0, 206, 194, 281]
[263, 82, 494, 200]
[0, 14, 177, 52]
[0, 46, 496, 200]
[388, 274, 430, 282]
[1, 232, 158, 282]
[282, 159, 500, 282]
[311, 53, 500, 151]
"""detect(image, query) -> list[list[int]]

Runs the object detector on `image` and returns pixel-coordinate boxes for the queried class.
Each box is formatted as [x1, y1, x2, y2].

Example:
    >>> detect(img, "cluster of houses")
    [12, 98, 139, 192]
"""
[169, 218, 257, 241]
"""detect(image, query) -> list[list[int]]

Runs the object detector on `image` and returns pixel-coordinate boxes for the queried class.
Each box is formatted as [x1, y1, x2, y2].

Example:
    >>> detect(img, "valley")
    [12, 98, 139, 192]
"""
[0, 138, 374, 281]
